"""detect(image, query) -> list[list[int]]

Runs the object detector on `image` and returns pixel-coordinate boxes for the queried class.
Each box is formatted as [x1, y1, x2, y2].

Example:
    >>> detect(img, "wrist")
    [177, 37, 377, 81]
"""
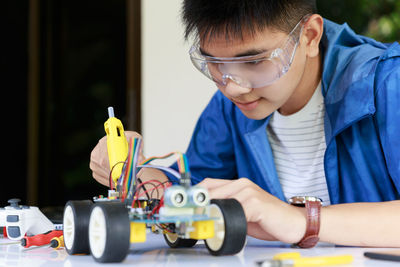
[291, 205, 308, 243]
[272, 203, 307, 244]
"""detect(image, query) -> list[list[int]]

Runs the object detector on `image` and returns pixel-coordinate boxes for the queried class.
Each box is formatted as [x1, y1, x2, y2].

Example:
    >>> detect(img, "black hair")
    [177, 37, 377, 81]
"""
[181, 0, 317, 42]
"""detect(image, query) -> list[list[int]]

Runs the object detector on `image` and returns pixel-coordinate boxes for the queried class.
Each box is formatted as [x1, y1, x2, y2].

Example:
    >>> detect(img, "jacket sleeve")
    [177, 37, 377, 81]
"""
[375, 53, 400, 193]
[181, 91, 237, 184]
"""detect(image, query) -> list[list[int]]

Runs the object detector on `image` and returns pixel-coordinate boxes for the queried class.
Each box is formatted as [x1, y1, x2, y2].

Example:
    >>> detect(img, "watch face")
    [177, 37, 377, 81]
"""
[289, 196, 323, 206]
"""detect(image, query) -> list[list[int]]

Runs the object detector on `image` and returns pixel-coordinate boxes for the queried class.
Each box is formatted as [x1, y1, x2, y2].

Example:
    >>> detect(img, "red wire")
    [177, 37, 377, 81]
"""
[131, 180, 171, 208]
[131, 180, 165, 208]
[108, 161, 125, 190]
[138, 182, 171, 200]
[109, 172, 113, 190]
[149, 197, 164, 216]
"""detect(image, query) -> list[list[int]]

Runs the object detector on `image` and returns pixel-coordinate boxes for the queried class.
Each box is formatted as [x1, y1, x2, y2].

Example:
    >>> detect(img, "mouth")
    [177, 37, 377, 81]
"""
[232, 99, 260, 111]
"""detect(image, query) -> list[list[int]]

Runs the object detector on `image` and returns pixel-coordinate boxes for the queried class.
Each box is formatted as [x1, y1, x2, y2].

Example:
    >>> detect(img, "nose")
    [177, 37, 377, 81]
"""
[223, 79, 252, 98]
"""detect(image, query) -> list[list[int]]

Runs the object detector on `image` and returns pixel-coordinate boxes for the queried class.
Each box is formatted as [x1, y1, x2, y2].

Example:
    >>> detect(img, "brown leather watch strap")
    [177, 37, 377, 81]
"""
[296, 200, 321, 248]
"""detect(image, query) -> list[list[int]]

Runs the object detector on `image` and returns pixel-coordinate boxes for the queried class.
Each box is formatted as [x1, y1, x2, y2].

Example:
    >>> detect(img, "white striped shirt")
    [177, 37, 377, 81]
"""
[266, 83, 331, 206]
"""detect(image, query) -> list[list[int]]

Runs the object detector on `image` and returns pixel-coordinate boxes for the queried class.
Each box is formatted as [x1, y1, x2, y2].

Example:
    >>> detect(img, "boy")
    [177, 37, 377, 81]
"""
[90, 0, 400, 247]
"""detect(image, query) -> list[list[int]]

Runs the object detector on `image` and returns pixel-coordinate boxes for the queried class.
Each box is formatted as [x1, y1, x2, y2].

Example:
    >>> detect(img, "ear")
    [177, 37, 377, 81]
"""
[301, 14, 324, 58]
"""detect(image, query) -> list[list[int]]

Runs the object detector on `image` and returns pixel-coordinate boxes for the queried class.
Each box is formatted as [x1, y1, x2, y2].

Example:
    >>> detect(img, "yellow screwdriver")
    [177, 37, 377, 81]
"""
[104, 107, 128, 187]
[256, 252, 354, 267]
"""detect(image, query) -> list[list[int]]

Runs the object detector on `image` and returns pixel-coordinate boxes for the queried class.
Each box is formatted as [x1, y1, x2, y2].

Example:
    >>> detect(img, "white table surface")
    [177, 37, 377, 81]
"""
[1, 234, 398, 267]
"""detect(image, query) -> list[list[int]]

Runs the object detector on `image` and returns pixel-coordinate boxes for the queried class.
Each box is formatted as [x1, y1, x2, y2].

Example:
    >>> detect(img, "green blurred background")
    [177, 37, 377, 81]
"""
[318, 0, 400, 42]
[3, 0, 400, 215]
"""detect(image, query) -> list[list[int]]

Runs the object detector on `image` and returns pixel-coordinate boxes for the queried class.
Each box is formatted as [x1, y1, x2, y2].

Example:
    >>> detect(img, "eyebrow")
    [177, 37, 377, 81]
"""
[199, 47, 269, 58]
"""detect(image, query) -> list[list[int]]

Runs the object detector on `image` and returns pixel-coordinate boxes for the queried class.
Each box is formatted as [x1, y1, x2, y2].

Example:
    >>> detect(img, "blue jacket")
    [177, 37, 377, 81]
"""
[178, 19, 400, 204]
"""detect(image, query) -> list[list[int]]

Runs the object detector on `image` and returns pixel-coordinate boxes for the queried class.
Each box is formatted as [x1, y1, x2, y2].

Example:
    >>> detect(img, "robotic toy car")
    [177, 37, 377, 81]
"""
[62, 108, 247, 263]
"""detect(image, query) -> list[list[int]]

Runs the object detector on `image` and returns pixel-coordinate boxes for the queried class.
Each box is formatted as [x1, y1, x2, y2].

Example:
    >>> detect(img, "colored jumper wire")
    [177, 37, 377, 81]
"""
[115, 136, 190, 202]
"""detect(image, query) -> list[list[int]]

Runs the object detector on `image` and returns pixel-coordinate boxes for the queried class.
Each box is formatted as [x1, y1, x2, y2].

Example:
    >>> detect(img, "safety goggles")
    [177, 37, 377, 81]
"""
[189, 15, 310, 89]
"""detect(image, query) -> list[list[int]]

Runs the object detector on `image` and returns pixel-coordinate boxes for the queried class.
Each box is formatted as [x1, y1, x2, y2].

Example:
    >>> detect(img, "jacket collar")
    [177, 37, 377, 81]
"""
[241, 19, 388, 139]
[243, 116, 286, 201]
[320, 19, 387, 144]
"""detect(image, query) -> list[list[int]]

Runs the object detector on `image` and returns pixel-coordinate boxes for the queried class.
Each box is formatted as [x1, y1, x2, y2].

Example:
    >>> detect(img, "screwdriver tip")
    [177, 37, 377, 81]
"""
[108, 107, 115, 118]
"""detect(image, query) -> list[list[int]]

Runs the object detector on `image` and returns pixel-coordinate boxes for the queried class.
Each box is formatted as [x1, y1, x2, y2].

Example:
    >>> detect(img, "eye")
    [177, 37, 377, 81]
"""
[245, 59, 264, 65]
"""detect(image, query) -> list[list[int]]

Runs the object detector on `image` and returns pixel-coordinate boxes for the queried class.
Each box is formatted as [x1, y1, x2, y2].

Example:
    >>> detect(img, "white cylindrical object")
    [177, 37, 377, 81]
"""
[187, 186, 210, 207]
[164, 186, 188, 208]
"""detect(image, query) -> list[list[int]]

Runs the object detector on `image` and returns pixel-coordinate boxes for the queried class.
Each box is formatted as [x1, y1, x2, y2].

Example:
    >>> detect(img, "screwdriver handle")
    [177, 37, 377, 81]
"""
[104, 107, 128, 186]
[21, 230, 63, 248]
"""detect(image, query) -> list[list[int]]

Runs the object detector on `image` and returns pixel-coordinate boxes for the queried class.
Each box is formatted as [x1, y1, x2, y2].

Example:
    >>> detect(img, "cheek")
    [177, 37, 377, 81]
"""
[256, 78, 297, 104]
[260, 49, 307, 101]
[286, 45, 308, 85]
[215, 85, 230, 100]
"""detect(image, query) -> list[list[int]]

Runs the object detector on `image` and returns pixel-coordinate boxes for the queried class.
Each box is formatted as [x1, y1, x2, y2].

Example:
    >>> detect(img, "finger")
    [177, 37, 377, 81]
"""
[247, 222, 277, 241]
[138, 147, 146, 163]
[91, 138, 110, 166]
[217, 184, 274, 224]
[89, 160, 110, 180]
[92, 169, 110, 187]
[225, 186, 258, 219]
[91, 131, 143, 187]
[89, 163, 110, 184]
[198, 178, 233, 190]
[229, 188, 294, 242]
[216, 187, 276, 241]
[89, 139, 111, 186]
[208, 178, 254, 199]
[97, 134, 108, 148]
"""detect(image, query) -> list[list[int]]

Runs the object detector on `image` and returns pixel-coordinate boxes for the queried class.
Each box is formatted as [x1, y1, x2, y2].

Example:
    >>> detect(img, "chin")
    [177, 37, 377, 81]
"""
[240, 101, 276, 120]
[241, 109, 271, 120]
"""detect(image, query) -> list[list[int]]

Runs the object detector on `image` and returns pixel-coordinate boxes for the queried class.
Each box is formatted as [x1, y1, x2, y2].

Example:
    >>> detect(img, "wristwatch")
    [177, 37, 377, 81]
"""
[288, 196, 323, 248]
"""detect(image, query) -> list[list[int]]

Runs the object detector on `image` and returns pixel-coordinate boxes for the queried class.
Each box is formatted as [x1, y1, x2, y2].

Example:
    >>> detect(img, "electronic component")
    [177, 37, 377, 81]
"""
[186, 186, 209, 207]
[0, 198, 55, 240]
[164, 186, 188, 208]
[62, 107, 248, 263]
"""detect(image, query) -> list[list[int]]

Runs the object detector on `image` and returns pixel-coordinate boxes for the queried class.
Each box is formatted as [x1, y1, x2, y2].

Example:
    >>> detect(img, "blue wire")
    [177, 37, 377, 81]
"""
[183, 153, 190, 173]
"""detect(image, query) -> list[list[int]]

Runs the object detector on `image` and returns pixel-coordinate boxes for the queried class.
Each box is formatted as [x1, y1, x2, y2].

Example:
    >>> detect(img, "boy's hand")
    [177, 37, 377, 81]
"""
[89, 131, 144, 186]
[199, 178, 307, 244]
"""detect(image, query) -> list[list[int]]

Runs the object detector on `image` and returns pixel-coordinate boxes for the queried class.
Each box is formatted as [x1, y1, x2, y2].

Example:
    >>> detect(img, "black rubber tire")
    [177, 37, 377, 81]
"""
[89, 202, 130, 263]
[164, 233, 198, 248]
[63, 200, 93, 255]
[205, 199, 247, 256]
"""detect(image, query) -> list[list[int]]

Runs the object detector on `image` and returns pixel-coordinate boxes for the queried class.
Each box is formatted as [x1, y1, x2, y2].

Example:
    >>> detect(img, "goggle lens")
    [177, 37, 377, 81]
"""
[189, 15, 309, 89]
